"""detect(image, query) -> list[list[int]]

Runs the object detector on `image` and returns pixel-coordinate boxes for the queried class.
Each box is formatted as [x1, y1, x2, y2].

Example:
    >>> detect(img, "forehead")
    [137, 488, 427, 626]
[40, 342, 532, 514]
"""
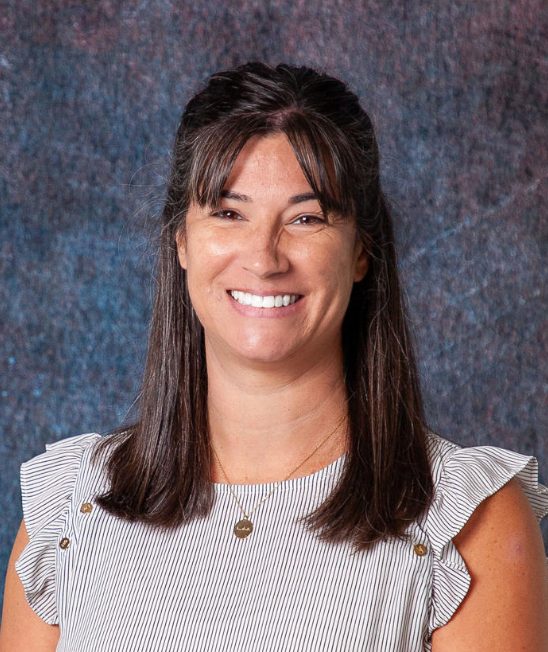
[189, 123, 353, 219]
[222, 134, 316, 198]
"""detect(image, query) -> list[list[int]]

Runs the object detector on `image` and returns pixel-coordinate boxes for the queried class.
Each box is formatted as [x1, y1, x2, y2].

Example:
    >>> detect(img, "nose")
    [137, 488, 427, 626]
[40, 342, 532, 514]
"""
[241, 223, 290, 278]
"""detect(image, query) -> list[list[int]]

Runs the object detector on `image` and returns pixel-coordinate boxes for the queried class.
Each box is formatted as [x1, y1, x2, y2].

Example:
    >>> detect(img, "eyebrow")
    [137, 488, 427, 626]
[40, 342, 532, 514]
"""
[219, 190, 318, 205]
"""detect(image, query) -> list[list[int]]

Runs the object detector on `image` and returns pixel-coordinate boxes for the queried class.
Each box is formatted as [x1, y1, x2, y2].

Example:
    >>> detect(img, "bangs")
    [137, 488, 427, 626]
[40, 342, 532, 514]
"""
[186, 111, 358, 221]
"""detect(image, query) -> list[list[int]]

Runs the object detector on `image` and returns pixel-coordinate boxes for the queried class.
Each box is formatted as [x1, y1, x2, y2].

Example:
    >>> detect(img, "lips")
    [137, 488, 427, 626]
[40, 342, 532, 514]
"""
[226, 289, 303, 298]
[228, 290, 302, 309]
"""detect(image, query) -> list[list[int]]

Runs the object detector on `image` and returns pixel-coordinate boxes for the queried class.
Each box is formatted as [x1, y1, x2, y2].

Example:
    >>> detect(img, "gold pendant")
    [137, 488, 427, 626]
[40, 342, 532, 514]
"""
[234, 518, 253, 539]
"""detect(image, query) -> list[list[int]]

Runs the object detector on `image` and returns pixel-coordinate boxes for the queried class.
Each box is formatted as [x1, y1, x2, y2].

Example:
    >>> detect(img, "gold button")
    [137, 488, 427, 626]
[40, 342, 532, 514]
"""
[59, 537, 70, 549]
[414, 543, 428, 556]
[80, 502, 93, 513]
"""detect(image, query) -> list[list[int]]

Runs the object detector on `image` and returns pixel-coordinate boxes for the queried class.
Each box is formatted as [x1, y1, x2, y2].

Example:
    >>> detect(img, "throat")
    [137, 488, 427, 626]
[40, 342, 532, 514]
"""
[210, 438, 348, 485]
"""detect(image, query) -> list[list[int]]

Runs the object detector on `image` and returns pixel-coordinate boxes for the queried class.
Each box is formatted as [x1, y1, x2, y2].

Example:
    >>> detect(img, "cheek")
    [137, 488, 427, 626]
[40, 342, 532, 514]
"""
[292, 239, 354, 285]
[187, 232, 232, 274]
[185, 233, 235, 303]
[316, 245, 357, 287]
[204, 233, 235, 259]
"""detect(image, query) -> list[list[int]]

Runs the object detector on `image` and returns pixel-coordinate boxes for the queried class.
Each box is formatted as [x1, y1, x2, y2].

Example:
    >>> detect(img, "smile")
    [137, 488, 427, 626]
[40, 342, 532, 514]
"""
[229, 290, 301, 309]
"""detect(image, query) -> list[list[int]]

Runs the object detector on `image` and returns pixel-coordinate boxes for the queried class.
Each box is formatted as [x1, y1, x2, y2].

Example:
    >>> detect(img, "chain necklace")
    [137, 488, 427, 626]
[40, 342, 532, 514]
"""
[211, 413, 348, 539]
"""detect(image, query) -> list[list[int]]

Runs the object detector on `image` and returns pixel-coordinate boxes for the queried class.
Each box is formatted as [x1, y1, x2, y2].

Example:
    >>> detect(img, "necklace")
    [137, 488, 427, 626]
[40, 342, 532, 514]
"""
[211, 413, 348, 539]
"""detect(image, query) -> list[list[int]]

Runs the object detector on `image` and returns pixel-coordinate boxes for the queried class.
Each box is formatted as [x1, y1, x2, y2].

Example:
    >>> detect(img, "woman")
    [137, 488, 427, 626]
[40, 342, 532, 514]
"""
[1, 61, 547, 651]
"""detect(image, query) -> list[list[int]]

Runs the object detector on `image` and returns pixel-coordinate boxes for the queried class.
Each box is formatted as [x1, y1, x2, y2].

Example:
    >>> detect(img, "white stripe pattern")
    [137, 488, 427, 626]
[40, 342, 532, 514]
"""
[15, 431, 548, 651]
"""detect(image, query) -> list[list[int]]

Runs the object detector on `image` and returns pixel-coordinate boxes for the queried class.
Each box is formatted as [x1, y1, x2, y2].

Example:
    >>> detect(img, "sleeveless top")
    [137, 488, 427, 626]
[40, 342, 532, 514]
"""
[15, 430, 548, 652]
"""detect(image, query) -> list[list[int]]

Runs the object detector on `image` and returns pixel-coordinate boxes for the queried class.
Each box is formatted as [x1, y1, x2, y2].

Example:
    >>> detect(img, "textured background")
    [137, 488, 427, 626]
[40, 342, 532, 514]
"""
[1, 0, 547, 612]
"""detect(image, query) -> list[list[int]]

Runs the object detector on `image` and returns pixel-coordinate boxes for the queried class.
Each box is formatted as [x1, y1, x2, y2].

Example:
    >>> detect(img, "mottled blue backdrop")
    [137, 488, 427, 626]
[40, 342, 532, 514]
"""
[1, 0, 547, 610]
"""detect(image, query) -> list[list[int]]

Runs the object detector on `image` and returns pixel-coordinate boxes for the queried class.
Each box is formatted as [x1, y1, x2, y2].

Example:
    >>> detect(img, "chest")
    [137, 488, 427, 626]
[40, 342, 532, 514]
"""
[56, 489, 433, 651]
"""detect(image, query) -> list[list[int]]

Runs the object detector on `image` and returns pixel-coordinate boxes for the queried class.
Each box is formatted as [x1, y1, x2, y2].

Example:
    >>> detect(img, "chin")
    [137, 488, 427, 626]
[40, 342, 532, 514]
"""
[232, 338, 299, 364]
[235, 347, 294, 364]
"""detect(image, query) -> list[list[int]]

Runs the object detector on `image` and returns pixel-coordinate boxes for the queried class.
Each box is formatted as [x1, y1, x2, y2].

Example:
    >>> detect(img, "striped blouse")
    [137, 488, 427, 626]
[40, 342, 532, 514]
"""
[15, 430, 548, 652]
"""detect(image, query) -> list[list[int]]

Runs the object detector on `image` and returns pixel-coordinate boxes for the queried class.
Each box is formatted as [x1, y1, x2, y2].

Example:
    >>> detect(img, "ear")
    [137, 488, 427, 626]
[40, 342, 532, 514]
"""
[175, 230, 188, 270]
[353, 238, 369, 283]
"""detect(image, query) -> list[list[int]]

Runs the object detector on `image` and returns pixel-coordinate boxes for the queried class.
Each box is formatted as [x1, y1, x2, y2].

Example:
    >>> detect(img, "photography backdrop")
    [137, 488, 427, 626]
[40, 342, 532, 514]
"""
[1, 0, 547, 608]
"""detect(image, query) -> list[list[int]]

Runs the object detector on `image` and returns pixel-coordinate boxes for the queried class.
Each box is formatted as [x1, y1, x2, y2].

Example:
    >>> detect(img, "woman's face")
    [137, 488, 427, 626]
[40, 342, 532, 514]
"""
[176, 133, 369, 367]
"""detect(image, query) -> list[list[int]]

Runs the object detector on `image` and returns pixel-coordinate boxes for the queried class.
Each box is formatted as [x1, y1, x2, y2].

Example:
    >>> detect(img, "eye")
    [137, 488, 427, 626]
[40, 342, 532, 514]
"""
[292, 214, 325, 226]
[211, 209, 242, 221]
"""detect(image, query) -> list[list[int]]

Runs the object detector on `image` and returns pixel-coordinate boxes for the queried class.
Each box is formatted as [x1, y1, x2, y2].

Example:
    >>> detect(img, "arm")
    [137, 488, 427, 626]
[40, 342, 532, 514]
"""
[0, 520, 60, 652]
[431, 477, 548, 652]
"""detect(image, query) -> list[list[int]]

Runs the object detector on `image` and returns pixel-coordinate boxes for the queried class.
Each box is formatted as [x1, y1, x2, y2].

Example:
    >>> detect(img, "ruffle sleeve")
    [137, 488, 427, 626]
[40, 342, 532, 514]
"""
[423, 434, 548, 639]
[14, 432, 102, 625]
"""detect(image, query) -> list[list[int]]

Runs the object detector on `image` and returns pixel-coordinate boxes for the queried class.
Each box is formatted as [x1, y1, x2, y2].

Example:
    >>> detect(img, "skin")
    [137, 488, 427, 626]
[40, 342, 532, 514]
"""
[1, 133, 547, 649]
[0, 521, 60, 650]
[431, 477, 548, 651]
[176, 133, 369, 482]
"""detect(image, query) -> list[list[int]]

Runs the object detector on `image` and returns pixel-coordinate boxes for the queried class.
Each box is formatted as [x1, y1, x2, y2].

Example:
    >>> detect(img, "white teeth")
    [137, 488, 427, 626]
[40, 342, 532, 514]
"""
[229, 291, 300, 308]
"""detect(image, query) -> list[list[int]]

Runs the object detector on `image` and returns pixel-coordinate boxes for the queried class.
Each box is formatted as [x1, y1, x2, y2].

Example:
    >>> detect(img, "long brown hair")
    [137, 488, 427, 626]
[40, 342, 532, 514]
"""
[93, 61, 435, 551]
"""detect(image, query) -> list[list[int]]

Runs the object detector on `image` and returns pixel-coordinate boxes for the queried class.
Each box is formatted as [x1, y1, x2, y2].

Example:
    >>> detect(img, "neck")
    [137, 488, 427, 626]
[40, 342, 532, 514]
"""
[205, 339, 349, 484]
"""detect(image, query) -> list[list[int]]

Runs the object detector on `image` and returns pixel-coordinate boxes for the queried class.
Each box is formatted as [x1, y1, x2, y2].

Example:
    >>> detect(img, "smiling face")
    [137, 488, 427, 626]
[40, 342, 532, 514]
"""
[176, 133, 369, 367]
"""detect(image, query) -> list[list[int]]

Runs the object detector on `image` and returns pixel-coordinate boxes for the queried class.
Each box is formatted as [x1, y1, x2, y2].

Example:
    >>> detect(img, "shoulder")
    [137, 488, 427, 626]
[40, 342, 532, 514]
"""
[21, 431, 103, 475]
[7, 431, 107, 628]
[424, 432, 548, 651]
[432, 477, 548, 651]
[0, 520, 60, 651]
[423, 431, 548, 525]
[20, 432, 105, 533]
[21, 430, 106, 481]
